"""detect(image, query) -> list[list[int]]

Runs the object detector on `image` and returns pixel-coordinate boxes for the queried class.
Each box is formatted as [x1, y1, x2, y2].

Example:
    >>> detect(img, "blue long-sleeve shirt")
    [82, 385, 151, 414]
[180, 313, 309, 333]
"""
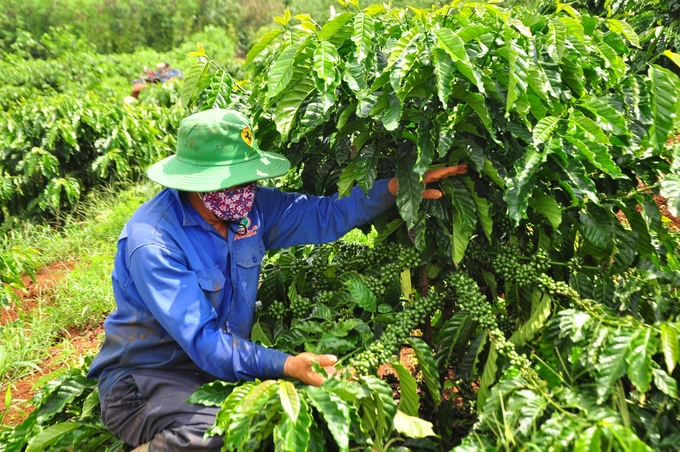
[88, 180, 396, 399]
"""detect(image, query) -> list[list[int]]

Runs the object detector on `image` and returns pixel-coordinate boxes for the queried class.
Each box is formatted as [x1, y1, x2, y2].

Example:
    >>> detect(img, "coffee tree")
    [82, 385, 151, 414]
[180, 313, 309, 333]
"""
[180, 1, 680, 450]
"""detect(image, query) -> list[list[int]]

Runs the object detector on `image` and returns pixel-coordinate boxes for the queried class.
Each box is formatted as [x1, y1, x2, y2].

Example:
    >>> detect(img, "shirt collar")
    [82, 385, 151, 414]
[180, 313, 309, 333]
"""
[168, 189, 203, 228]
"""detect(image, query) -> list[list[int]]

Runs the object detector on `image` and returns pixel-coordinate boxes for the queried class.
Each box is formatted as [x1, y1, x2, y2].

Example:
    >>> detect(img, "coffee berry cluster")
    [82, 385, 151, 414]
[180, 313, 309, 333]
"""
[350, 293, 443, 375]
[267, 300, 286, 321]
[445, 272, 494, 329]
[290, 296, 312, 317]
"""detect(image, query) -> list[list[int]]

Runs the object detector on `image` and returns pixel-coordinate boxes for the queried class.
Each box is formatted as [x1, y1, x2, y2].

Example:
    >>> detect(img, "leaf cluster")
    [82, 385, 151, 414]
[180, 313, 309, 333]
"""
[0, 362, 124, 452]
[191, 374, 434, 452]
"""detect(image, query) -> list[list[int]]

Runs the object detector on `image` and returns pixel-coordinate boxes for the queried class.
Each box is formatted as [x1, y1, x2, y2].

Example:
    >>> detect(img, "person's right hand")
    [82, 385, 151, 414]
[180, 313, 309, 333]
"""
[388, 163, 468, 199]
[284, 353, 337, 386]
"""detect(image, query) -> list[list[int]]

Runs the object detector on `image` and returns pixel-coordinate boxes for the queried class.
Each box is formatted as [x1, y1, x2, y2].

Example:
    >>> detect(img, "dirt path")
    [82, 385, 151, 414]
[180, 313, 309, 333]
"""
[0, 261, 104, 425]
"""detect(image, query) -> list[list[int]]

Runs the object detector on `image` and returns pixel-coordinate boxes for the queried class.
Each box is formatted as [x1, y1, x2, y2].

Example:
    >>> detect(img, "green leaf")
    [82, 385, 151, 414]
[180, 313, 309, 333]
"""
[355, 143, 378, 194]
[476, 345, 498, 408]
[505, 147, 547, 224]
[627, 328, 656, 395]
[605, 19, 640, 48]
[37, 375, 93, 423]
[572, 115, 611, 145]
[392, 410, 436, 438]
[188, 381, 238, 407]
[375, 219, 403, 244]
[408, 337, 442, 407]
[241, 380, 277, 412]
[282, 397, 313, 450]
[533, 116, 561, 145]
[505, 33, 530, 115]
[246, 29, 283, 65]
[452, 210, 472, 264]
[436, 312, 475, 370]
[352, 13, 375, 64]
[396, 160, 424, 228]
[180, 60, 210, 108]
[313, 41, 340, 86]
[433, 48, 454, 104]
[251, 319, 273, 347]
[606, 424, 654, 452]
[304, 386, 350, 452]
[457, 24, 492, 43]
[546, 19, 566, 61]
[25, 423, 82, 452]
[337, 162, 356, 198]
[317, 333, 356, 354]
[362, 4, 386, 15]
[268, 43, 302, 100]
[391, 361, 419, 416]
[318, 13, 353, 41]
[346, 279, 377, 313]
[528, 190, 562, 229]
[414, 120, 435, 177]
[434, 28, 484, 92]
[462, 176, 492, 242]
[450, 85, 496, 142]
[648, 65, 680, 153]
[573, 426, 601, 452]
[652, 366, 678, 398]
[579, 206, 615, 252]
[450, 178, 477, 235]
[559, 16, 584, 42]
[527, 65, 552, 102]
[482, 158, 505, 188]
[279, 380, 301, 424]
[387, 27, 421, 71]
[558, 154, 599, 204]
[596, 328, 635, 403]
[360, 375, 398, 440]
[661, 322, 678, 374]
[661, 174, 680, 217]
[210, 383, 253, 435]
[510, 294, 552, 347]
[273, 73, 316, 139]
[611, 226, 637, 274]
[381, 91, 402, 131]
[578, 97, 627, 136]
[664, 50, 680, 70]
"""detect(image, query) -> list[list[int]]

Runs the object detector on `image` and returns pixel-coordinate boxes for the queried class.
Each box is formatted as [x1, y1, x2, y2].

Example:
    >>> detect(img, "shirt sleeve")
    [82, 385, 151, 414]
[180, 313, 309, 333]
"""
[259, 178, 396, 250]
[128, 243, 290, 381]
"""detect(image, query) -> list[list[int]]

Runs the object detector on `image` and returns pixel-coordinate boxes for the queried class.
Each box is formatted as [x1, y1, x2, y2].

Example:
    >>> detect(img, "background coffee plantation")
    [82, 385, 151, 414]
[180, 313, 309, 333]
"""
[2, 0, 680, 451]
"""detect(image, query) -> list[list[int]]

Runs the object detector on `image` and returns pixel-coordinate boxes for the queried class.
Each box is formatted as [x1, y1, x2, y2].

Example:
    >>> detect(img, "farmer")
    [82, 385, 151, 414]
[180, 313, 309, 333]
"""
[88, 108, 466, 451]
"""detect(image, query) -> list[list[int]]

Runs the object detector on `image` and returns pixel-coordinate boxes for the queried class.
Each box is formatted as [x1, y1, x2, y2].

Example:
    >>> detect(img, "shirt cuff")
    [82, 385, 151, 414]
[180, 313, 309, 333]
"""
[258, 346, 291, 380]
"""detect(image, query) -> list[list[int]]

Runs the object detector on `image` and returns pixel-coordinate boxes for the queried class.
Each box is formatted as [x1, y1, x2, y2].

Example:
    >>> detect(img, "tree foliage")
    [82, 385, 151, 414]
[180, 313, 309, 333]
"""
[181, 1, 680, 449]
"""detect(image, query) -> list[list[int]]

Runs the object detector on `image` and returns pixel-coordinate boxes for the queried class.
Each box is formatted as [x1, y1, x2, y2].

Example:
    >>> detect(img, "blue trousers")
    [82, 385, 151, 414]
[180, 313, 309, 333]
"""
[100, 369, 224, 451]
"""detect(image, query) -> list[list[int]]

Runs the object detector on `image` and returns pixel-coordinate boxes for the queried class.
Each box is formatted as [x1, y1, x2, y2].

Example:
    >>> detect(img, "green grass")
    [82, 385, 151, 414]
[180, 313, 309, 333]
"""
[0, 182, 159, 390]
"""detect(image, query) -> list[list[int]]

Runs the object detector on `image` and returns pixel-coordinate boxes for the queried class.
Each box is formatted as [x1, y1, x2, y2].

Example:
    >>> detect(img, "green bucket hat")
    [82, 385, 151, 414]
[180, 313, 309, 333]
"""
[147, 109, 290, 192]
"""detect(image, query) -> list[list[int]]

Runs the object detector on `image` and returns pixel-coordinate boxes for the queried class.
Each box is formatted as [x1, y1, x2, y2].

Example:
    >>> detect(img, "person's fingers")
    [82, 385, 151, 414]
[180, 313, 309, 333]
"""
[423, 166, 459, 183]
[324, 365, 337, 377]
[307, 372, 325, 387]
[422, 189, 443, 199]
[423, 164, 468, 184]
[314, 354, 338, 367]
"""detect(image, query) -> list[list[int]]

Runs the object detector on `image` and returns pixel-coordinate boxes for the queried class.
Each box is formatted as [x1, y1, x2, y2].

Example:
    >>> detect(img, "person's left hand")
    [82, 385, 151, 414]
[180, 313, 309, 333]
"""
[388, 163, 468, 199]
[284, 353, 337, 386]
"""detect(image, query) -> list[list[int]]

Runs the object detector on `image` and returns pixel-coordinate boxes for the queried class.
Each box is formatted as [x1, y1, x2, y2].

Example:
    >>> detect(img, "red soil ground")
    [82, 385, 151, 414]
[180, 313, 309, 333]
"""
[0, 261, 104, 425]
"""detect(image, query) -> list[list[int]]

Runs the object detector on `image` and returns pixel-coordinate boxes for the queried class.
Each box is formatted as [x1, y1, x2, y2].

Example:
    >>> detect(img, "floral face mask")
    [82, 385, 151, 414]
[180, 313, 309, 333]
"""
[199, 182, 257, 221]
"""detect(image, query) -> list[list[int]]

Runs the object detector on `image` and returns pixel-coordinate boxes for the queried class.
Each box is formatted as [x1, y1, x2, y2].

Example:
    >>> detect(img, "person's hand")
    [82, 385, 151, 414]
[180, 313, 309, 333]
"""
[388, 163, 468, 199]
[284, 353, 338, 386]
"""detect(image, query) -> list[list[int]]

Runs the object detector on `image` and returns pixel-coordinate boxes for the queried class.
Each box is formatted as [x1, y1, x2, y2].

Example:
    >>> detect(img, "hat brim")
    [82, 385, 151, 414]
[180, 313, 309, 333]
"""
[147, 150, 291, 192]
